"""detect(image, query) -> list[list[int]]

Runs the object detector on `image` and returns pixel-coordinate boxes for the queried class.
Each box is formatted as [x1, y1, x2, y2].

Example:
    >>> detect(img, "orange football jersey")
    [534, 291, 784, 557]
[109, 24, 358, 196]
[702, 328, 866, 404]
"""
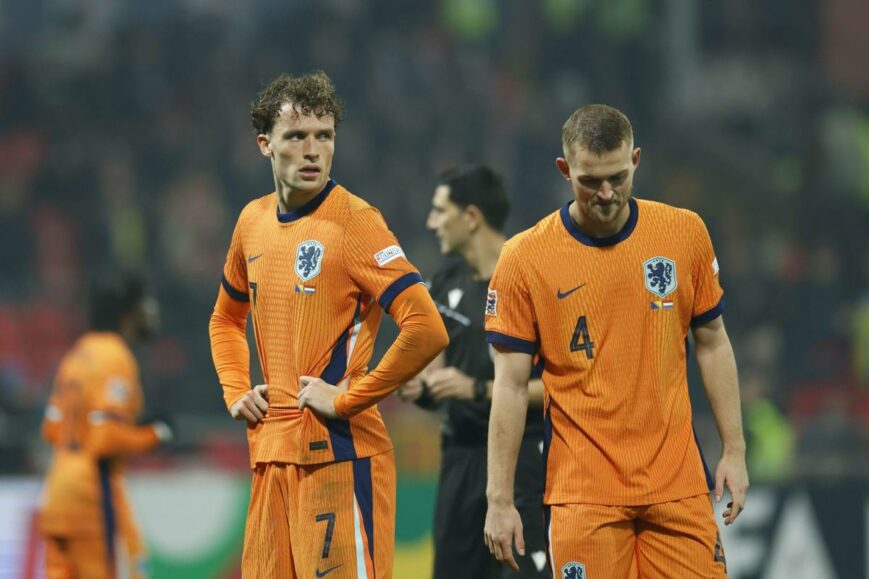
[485, 198, 723, 506]
[41, 332, 159, 537]
[217, 180, 424, 466]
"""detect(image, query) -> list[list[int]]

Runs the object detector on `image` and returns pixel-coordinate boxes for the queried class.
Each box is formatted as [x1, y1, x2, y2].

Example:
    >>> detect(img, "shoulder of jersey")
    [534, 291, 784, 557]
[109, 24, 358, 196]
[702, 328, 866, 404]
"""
[635, 197, 703, 230]
[74, 332, 136, 374]
[502, 208, 563, 253]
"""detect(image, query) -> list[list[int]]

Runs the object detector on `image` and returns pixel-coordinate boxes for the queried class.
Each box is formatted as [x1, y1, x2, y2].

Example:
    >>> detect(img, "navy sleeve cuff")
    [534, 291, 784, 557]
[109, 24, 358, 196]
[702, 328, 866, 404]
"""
[221, 275, 249, 303]
[691, 298, 724, 327]
[379, 272, 424, 312]
[485, 331, 538, 355]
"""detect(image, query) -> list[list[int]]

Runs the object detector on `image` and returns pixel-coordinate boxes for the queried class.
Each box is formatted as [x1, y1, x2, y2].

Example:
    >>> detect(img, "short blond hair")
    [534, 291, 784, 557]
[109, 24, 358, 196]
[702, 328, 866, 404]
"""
[561, 104, 633, 154]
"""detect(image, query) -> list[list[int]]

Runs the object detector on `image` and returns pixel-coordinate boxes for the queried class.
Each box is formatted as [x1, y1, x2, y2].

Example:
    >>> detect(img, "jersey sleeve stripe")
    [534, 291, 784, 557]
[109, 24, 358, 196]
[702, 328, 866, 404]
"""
[690, 298, 724, 327]
[221, 275, 249, 302]
[485, 331, 537, 354]
[378, 272, 424, 312]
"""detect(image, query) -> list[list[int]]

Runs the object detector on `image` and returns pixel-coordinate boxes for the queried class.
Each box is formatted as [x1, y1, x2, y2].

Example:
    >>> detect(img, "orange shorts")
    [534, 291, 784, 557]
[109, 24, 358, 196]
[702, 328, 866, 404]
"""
[243, 451, 396, 579]
[44, 530, 147, 579]
[545, 493, 727, 579]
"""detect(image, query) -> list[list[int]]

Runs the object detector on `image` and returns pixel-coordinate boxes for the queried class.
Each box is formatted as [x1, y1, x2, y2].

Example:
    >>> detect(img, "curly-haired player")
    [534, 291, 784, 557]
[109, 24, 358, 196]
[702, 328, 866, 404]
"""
[209, 71, 448, 578]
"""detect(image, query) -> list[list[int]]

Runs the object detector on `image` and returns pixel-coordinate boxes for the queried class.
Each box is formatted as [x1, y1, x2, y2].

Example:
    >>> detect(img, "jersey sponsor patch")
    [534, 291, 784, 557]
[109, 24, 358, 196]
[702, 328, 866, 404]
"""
[485, 289, 498, 316]
[373, 244, 405, 267]
[106, 376, 131, 404]
[296, 240, 324, 281]
[561, 561, 586, 579]
[643, 256, 677, 298]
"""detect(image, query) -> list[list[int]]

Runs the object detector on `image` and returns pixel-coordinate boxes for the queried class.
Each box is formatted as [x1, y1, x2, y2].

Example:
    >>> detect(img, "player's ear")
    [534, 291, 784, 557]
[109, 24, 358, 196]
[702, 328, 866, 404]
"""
[555, 157, 571, 181]
[256, 134, 273, 158]
[465, 204, 484, 232]
[632, 147, 641, 168]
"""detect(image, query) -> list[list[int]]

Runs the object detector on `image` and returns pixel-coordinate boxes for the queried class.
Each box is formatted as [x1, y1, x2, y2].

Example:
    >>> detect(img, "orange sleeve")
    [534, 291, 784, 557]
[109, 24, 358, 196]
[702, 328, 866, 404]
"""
[85, 420, 160, 457]
[209, 284, 252, 411]
[333, 283, 448, 417]
[484, 239, 539, 354]
[690, 213, 725, 326]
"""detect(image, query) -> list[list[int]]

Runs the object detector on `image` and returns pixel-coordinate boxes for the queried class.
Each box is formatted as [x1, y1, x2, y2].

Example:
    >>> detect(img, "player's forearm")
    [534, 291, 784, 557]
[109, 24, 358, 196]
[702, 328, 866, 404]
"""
[334, 284, 449, 417]
[86, 422, 160, 457]
[527, 379, 545, 407]
[209, 288, 252, 411]
[695, 325, 745, 454]
[486, 380, 528, 505]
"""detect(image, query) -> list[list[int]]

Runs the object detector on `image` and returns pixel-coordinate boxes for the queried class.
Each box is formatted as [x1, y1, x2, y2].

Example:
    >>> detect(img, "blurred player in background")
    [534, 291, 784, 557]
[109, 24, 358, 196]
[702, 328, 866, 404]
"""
[483, 105, 748, 578]
[40, 271, 172, 579]
[398, 165, 548, 579]
[209, 71, 448, 578]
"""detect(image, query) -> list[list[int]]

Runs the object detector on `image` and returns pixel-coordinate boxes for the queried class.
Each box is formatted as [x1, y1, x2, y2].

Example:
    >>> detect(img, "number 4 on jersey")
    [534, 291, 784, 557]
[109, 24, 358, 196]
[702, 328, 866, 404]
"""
[570, 315, 595, 359]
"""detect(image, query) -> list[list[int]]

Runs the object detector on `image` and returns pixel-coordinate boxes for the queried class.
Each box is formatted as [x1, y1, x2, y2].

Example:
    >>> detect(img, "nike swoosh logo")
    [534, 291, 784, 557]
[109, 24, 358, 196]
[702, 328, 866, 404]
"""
[316, 564, 342, 577]
[556, 283, 586, 299]
[248, 254, 264, 264]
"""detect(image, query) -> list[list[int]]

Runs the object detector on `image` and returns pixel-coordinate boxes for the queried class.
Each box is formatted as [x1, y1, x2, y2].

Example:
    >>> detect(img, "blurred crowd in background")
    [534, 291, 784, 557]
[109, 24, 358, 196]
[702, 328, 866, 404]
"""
[0, 0, 867, 481]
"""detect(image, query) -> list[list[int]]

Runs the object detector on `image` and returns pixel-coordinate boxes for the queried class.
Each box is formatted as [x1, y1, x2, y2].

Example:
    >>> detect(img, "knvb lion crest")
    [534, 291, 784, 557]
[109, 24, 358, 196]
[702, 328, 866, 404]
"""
[562, 561, 586, 579]
[295, 240, 324, 282]
[644, 256, 677, 298]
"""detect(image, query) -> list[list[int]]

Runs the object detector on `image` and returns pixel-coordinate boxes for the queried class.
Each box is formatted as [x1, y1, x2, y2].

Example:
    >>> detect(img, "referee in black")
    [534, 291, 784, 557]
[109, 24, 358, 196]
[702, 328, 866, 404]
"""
[398, 165, 547, 579]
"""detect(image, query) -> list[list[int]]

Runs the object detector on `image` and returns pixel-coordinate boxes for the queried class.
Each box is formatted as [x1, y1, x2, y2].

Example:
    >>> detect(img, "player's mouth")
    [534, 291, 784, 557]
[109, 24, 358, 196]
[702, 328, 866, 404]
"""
[299, 166, 321, 180]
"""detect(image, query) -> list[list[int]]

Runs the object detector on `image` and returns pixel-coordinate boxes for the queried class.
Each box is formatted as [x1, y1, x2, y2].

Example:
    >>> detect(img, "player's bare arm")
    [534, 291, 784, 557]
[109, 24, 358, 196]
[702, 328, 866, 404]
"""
[484, 347, 533, 571]
[229, 384, 270, 424]
[693, 315, 749, 525]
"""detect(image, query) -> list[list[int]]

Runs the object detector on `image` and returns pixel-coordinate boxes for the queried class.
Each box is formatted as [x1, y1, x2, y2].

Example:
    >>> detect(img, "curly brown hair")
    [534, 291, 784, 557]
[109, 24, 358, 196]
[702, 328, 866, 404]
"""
[250, 71, 345, 135]
[561, 104, 633, 155]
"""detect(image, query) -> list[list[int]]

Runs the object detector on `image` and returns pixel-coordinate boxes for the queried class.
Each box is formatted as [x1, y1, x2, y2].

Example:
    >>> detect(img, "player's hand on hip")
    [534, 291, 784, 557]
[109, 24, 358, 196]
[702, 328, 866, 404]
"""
[484, 502, 524, 571]
[298, 376, 349, 419]
[714, 451, 749, 525]
[229, 384, 269, 424]
[426, 367, 474, 401]
[397, 377, 424, 402]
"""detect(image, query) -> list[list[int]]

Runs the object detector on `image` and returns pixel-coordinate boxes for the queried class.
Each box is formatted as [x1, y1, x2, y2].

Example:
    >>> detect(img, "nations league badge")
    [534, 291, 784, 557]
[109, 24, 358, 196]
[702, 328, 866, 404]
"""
[295, 240, 324, 282]
[562, 561, 586, 579]
[643, 256, 677, 298]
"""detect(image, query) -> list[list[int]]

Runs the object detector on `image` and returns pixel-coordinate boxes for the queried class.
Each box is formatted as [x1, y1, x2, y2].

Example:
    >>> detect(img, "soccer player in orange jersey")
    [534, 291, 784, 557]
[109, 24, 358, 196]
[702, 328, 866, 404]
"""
[40, 272, 172, 579]
[483, 105, 748, 579]
[208, 71, 448, 579]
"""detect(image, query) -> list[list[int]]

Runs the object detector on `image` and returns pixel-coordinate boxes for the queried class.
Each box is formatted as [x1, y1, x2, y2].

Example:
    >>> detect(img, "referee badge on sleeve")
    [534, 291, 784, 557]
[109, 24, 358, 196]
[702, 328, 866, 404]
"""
[485, 289, 498, 316]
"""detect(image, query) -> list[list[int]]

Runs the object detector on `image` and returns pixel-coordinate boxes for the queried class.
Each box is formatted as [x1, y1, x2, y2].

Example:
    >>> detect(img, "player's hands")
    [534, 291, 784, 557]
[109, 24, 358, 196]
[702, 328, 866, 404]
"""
[230, 384, 270, 424]
[714, 450, 749, 525]
[298, 376, 349, 419]
[426, 367, 474, 401]
[151, 421, 173, 444]
[397, 377, 425, 402]
[484, 501, 524, 571]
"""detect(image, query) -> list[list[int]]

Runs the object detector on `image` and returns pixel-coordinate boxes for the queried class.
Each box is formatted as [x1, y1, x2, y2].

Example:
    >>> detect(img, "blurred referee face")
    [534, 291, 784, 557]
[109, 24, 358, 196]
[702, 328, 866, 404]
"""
[557, 140, 640, 228]
[257, 103, 335, 199]
[427, 185, 474, 255]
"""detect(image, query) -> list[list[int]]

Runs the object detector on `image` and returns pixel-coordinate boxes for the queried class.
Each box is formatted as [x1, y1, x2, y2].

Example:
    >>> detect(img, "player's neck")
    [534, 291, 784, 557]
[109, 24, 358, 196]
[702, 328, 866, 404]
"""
[276, 183, 323, 213]
[569, 200, 631, 238]
[462, 228, 505, 282]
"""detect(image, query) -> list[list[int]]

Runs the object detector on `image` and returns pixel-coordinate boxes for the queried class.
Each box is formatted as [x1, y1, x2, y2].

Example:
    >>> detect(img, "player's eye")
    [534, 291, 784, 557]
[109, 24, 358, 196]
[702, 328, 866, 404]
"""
[609, 173, 627, 185]
[285, 132, 305, 141]
[579, 178, 602, 189]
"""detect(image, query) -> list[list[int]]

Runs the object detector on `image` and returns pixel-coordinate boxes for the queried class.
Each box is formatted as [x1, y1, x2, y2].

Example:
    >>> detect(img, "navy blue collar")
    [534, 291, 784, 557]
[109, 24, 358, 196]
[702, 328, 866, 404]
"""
[276, 179, 336, 223]
[560, 198, 638, 247]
